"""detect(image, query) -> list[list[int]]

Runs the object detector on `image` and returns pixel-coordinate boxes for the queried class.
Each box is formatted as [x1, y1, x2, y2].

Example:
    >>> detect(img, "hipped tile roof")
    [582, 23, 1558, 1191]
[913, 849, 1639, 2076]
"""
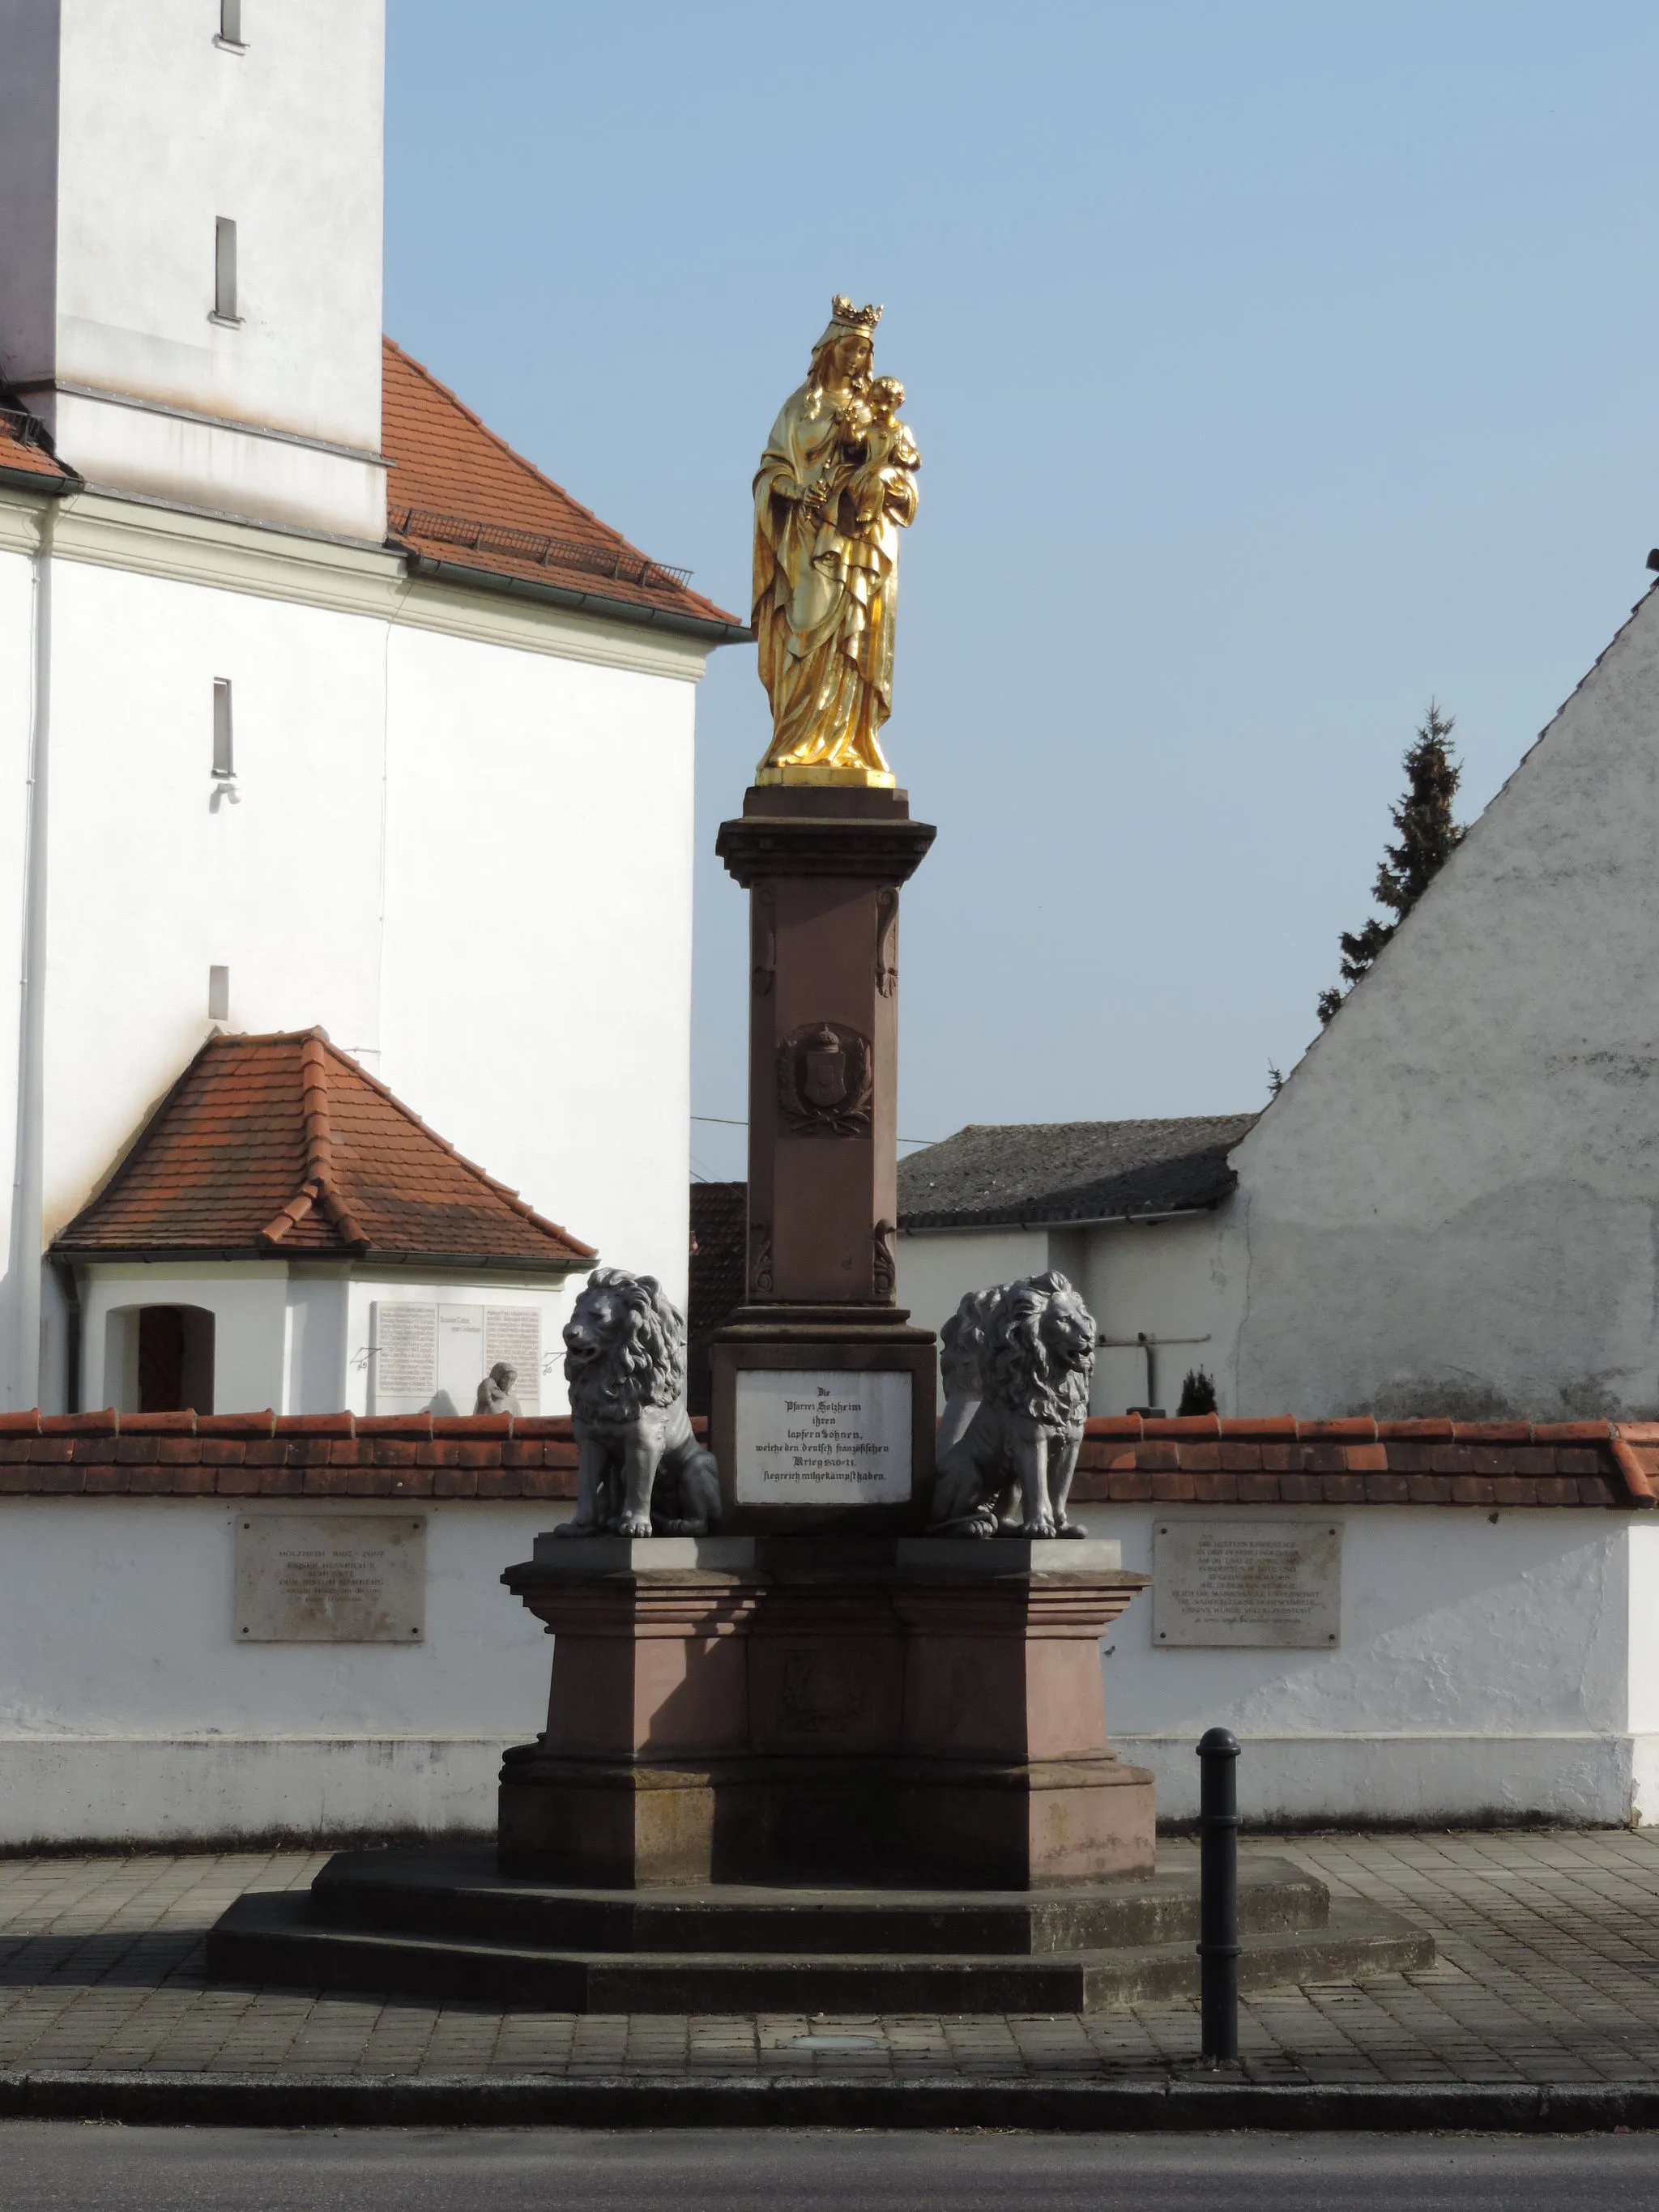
[53, 1029, 594, 1271]
[0, 1412, 1649, 1508]
[382, 338, 745, 636]
[898, 1115, 1260, 1231]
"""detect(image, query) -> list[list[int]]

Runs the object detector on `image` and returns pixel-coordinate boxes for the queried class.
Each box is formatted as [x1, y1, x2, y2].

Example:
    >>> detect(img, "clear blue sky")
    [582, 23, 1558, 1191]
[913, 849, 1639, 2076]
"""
[386, 0, 1659, 1182]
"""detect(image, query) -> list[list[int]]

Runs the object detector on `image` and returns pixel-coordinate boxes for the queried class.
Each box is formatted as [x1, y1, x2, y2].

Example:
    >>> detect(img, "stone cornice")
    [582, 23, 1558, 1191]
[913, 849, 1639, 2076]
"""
[0, 484, 712, 682]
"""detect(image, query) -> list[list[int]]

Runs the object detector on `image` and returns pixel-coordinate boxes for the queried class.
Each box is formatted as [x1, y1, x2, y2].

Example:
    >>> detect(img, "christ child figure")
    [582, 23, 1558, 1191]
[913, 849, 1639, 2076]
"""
[844, 377, 919, 532]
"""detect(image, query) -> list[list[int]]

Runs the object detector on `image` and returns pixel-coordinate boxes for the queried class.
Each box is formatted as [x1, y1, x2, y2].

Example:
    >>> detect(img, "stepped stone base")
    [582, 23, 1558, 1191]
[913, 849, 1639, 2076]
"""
[207, 1846, 1434, 2014]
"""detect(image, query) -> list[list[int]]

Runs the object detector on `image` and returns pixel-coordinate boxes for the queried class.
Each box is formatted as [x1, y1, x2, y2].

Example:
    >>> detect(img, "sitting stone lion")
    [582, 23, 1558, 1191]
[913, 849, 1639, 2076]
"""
[555, 1267, 722, 1539]
[928, 1270, 1097, 1538]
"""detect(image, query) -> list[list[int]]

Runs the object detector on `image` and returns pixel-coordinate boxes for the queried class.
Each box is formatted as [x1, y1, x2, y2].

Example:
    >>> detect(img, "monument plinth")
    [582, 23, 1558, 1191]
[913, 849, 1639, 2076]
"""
[710, 783, 936, 1532]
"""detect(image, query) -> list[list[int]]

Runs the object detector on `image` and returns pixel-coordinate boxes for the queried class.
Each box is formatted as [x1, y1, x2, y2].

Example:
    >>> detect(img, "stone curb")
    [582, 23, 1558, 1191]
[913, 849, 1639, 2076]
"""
[3, 2069, 1659, 2132]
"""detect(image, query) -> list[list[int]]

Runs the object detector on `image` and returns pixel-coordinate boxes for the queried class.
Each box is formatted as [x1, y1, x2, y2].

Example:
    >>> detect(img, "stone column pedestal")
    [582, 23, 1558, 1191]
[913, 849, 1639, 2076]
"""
[499, 1539, 763, 1886]
[499, 1536, 1153, 1889]
[710, 786, 939, 1535]
[889, 1540, 1155, 1886]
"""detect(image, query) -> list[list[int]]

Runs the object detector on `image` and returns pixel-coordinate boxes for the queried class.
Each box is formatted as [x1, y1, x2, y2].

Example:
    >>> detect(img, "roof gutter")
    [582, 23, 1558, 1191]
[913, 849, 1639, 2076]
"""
[50, 1246, 592, 1276]
[400, 550, 753, 647]
[0, 465, 75, 499]
[897, 1205, 1222, 1235]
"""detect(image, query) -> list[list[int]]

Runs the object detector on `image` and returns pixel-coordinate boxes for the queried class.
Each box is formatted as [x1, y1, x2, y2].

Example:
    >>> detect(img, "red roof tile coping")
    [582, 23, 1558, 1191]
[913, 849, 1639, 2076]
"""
[0, 1412, 1649, 1506]
[52, 1027, 595, 1269]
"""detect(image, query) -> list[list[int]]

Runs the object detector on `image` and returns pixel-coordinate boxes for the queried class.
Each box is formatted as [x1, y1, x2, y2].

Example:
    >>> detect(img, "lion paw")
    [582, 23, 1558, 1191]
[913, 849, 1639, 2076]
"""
[614, 1513, 652, 1539]
[552, 1518, 597, 1539]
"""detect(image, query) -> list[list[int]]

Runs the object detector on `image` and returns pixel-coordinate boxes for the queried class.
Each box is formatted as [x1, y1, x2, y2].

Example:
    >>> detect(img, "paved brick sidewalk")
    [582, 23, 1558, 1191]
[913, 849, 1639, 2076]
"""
[3, 1830, 1659, 2087]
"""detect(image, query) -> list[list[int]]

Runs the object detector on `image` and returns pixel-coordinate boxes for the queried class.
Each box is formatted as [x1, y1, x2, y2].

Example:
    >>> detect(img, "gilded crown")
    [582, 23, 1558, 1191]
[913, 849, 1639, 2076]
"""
[830, 295, 883, 334]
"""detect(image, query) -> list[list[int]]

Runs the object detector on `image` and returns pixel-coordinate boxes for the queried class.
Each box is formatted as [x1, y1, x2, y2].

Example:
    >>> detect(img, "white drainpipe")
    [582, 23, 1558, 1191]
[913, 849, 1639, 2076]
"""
[11, 507, 53, 1409]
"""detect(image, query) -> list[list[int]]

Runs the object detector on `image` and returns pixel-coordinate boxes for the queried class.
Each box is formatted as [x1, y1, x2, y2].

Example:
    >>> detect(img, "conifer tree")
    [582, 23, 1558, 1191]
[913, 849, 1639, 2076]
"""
[1177, 1368, 1218, 1417]
[1318, 702, 1465, 1025]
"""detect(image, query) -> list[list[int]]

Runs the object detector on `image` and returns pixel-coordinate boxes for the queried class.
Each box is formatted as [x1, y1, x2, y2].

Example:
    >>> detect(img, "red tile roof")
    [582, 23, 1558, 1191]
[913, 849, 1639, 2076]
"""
[0, 400, 71, 488]
[0, 1412, 1648, 1507]
[382, 338, 746, 638]
[53, 1029, 595, 1271]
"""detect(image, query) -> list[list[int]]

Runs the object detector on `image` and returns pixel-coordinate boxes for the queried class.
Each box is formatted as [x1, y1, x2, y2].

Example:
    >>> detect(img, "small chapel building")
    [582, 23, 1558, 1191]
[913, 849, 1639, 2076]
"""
[0, 0, 744, 1421]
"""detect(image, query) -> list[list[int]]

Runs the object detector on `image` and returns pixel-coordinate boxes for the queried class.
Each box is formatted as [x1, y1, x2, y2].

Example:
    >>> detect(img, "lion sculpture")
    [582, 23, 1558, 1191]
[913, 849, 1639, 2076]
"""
[928, 1270, 1097, 1538]
[555, 1267, 722, 1539]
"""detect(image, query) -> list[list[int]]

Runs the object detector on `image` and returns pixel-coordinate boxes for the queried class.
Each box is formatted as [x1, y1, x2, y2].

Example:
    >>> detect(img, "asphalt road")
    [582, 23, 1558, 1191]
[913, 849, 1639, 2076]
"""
[2, 2127, 1659, 2210]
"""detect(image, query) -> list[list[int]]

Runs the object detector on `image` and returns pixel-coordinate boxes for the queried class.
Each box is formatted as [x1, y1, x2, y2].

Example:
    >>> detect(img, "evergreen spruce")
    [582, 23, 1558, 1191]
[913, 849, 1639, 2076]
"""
[1177, 1368, 1218, 1417]
[1318, 702, 1465, 1025]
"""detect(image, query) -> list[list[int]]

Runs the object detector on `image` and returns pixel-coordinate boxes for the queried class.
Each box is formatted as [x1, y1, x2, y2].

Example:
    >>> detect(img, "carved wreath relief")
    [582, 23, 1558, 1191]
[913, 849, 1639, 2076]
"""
[776, 1022, 873, 1138]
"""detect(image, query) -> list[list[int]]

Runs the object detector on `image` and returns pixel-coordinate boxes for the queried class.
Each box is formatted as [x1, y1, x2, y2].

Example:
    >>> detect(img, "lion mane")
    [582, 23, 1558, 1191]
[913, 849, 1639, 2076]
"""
[929, 1270, 1098, 1539]
[983, 1272, 1094, 1429]
[564, 1268, 684, 1424]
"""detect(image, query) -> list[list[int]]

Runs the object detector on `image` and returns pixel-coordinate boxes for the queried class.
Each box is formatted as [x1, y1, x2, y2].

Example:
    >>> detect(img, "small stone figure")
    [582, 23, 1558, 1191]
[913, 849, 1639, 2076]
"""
[928, 1272, 1097, 1538]
[473, 1362, 518, 1416]
[555, 1266, 722, 1539]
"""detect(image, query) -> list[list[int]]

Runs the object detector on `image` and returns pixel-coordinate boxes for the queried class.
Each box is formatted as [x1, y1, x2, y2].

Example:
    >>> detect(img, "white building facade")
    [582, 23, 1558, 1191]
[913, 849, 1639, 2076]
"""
[0, 0, 744, 1417]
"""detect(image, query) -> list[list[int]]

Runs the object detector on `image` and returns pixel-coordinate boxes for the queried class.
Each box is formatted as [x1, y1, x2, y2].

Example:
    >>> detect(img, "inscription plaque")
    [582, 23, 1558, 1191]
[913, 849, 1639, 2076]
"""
[734, 1369, 911, 1505]
[1152, 1519, 1341, 1649]
[236, 1515, 426, 1643]
[371, 1301, 542, 1415]
[373, 1302, 436, 1399]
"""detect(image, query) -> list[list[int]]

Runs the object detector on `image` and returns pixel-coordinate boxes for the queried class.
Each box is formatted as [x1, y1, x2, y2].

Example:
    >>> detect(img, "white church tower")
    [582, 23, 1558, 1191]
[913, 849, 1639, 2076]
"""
[0, 0, 744, 1418]
[0, 0, 387, 538]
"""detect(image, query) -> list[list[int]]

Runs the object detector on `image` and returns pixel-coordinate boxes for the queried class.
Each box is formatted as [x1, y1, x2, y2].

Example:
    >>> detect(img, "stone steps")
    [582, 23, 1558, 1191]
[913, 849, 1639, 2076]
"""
[305, 1847, 1331, 1955]
[206, 1849, 1433, 2014]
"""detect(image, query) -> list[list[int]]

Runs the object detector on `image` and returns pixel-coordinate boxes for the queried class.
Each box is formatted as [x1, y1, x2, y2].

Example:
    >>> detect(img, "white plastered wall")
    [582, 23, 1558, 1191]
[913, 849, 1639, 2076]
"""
[0, 519, 707, 1414]
[0, 1498, 560, 1846]
[1080, 1502, 1644, 1825]
[379, 625, 698, 1306]
[1220, 586, 1659, 1421]
[39, 557, 389, 1246]
[1, 1492, 1648, 1844]
[0, 522, 44, 1413]
[1081, 1213, 1240, 1416]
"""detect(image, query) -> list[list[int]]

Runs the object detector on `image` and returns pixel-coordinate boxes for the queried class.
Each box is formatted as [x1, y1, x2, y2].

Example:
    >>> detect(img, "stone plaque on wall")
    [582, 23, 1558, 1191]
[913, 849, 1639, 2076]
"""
[484, 1306, 542, 1404]
[373, 1302, 437, 1399]
[236, 1515, 426, 1643]
[371, 1301, 541, 1415]
[1152, 1519, 1341, 1649]
[733, 1370, 911, 1506]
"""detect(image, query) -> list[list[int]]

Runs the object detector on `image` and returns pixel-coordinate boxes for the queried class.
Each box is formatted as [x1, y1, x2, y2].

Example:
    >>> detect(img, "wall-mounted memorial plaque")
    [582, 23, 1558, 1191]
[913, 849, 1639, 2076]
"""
[373, 1303, 437, 1400]
[1152, 1519, 1341, 1649]
[236, 1515, 427, 1643]
[370, 1301, 542, 1416]
[733, 1369, 911, 1506]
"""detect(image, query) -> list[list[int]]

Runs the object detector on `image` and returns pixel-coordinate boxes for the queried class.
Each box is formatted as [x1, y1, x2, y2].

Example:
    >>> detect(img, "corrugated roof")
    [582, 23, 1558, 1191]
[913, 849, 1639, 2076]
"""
[382, 338, 745, 636]
[53, 1029, 595, 1270]
[897, 1115, 1260, 1230]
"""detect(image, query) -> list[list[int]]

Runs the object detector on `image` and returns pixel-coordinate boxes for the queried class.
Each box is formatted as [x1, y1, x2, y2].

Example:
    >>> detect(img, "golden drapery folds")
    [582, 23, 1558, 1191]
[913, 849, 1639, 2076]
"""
[753, 297, 919, 788]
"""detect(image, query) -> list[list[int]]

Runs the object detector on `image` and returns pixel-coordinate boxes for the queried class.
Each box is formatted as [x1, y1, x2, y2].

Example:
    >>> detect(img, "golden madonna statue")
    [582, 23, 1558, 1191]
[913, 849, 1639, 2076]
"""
[753, 296, 919, 788]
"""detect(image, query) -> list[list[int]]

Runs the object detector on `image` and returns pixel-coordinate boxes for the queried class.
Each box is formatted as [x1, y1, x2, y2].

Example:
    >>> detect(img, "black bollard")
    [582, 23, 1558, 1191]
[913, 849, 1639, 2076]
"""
[1196, 1725, 1241, 2061]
